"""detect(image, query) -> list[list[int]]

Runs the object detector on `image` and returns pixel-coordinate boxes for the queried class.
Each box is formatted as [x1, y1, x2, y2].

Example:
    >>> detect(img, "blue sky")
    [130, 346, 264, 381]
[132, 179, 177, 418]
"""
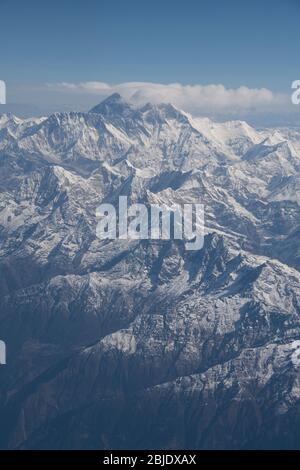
[0, 0, 300, 122]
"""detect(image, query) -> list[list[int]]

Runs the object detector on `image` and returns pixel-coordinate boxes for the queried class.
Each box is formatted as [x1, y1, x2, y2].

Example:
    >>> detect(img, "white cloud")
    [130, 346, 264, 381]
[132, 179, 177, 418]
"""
[47, 81, 290, 116]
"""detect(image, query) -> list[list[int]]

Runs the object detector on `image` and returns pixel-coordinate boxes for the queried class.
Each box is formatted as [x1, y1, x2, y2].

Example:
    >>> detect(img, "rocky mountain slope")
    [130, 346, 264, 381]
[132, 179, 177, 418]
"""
[1, 94, 300, 449]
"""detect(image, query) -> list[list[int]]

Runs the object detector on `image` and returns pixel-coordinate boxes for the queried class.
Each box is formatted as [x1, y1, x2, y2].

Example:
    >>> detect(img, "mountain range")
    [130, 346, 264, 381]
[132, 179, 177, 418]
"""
[1, 93, 300, 449]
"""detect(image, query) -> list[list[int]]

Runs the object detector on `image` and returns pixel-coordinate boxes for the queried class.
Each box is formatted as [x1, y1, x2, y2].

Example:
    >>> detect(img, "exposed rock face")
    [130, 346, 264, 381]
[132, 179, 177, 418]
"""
[1, 97, 300, 449]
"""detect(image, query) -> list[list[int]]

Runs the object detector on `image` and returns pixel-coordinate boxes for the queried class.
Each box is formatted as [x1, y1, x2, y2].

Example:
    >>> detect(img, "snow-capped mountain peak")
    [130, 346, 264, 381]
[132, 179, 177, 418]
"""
[89, 92, 134, 117]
